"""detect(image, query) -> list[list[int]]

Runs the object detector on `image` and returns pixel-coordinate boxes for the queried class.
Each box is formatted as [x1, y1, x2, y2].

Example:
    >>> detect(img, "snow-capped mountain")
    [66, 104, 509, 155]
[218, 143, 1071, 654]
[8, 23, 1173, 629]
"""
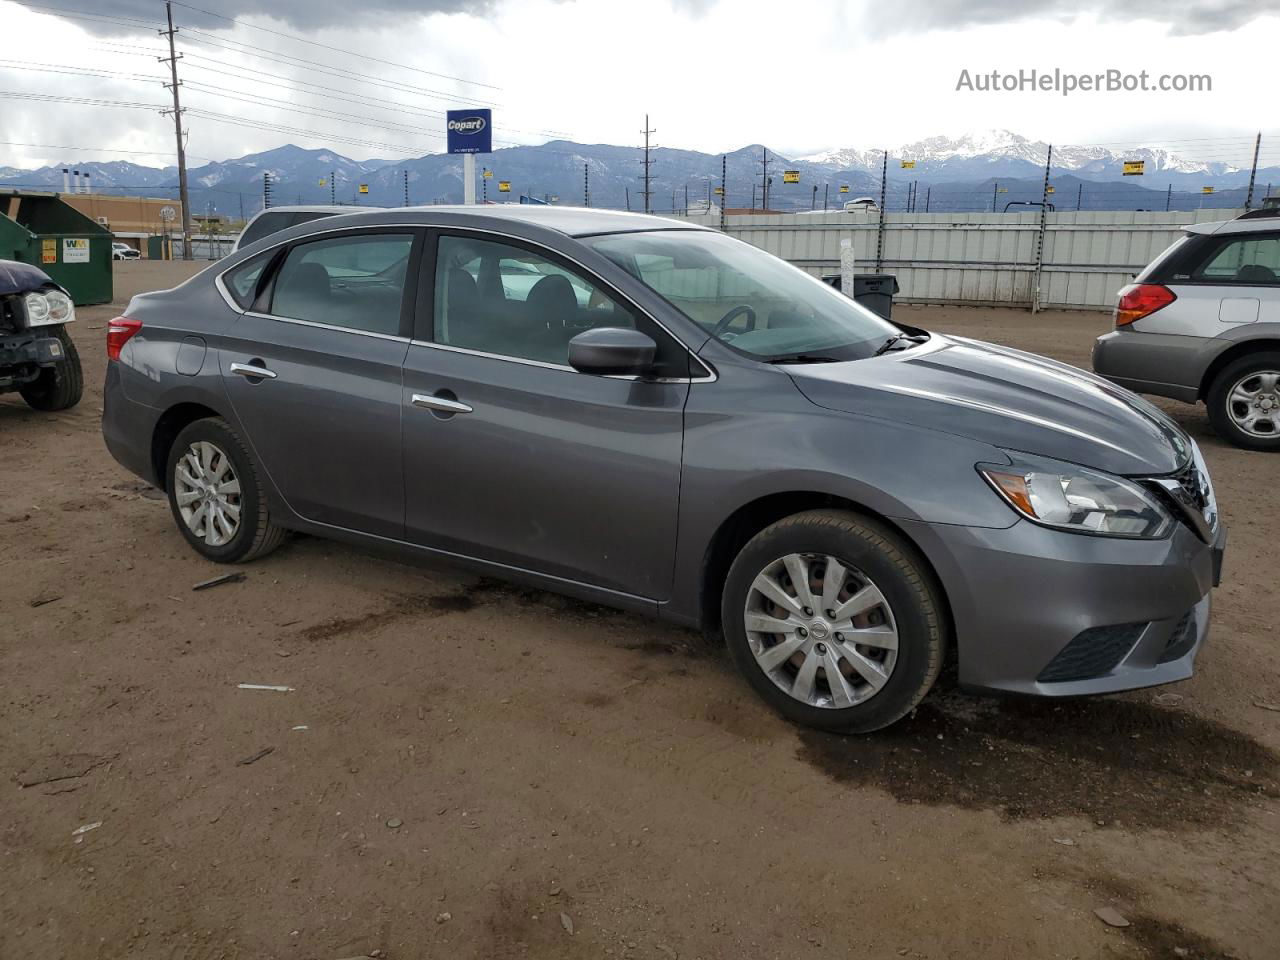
[800, 129, 1243, 177]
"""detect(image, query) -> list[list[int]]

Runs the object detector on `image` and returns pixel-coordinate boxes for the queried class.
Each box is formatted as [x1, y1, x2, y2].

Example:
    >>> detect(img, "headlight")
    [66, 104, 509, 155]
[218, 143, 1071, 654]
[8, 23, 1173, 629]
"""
[978, 453, 1173, 539]
[23, 290, 75, 327]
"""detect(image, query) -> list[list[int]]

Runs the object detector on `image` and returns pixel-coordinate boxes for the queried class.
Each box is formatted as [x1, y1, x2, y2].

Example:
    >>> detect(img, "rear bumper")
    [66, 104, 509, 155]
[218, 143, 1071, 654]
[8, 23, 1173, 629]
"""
[901, 516, 1219, 697]
[101, 361, 161, 486]
[1092, 330, 1207, 404]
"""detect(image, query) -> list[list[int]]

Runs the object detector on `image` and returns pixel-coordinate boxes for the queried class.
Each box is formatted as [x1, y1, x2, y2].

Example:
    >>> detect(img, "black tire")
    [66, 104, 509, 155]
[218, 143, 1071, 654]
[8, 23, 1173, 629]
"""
[19, 327, 83, 411]
[165, 417, 286, 563]
[1206, 351, 1280, 452]
[721, 509, 948, 734]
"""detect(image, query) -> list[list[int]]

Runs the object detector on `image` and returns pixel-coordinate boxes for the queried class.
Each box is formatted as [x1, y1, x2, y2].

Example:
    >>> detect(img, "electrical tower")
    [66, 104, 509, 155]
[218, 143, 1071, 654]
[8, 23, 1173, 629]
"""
[159, 1, 193, 260]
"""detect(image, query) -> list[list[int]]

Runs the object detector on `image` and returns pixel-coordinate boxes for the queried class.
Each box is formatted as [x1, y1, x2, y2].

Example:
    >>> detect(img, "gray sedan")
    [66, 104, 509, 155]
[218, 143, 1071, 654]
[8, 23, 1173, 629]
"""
[102, 206, 1225, 732]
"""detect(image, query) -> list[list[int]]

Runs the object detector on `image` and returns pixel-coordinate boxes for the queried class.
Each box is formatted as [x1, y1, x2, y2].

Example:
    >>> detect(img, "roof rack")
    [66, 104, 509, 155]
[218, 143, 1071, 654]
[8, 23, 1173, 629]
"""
[1236, 207, 1280, 220]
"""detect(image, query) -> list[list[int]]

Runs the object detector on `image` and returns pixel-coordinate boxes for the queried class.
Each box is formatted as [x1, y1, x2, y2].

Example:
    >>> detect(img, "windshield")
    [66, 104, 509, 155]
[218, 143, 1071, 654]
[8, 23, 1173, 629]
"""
[584, 230, 901, 361]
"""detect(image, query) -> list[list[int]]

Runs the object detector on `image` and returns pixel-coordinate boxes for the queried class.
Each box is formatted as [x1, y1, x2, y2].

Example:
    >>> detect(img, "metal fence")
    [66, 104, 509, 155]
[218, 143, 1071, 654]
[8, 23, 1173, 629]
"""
[676, 208, 1245, 310]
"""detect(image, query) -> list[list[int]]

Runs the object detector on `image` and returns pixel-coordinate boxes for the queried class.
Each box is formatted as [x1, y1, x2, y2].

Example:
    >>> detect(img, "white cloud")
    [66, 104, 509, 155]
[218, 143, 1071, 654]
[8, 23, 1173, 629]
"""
[0, 0, 1273, 171]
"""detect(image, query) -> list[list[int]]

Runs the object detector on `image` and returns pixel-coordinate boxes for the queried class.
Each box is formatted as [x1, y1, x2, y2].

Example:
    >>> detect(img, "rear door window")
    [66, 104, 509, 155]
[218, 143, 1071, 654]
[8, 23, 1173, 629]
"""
[269, 232, 415, 336]
[1192, 234, 1280, 285]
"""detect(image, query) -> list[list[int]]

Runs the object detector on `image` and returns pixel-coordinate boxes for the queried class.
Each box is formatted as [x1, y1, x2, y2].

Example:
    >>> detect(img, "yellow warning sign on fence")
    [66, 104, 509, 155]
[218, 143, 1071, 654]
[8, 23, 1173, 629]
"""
[498, 181, 511, 193]
[1046, 186, 1056, 194]
[483, 169, 493, 178]
[901, 160, 915, 169]
[1123, 160, 1145, 176]
[713, 186, 724, 196]
[1202, 186, 1215, 194]
[358, 184, 369, 194]
[839, 185, 849, 193]
[782, 170, 800, 183]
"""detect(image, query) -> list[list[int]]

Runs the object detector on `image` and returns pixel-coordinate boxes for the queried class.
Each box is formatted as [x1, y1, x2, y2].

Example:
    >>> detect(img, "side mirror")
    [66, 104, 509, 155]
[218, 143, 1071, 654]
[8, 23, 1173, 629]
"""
[567, 327, 657, 376]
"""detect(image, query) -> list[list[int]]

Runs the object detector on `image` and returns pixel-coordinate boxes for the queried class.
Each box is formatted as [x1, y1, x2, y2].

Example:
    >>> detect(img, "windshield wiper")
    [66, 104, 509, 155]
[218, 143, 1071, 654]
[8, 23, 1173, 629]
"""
[873, 332, 928, 357]
[765, 354, 843, 364]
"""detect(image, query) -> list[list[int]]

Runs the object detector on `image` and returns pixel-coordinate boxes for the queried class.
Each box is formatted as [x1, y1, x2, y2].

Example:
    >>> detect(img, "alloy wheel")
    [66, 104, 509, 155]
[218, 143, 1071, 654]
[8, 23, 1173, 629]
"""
[744, 552, 899, 709]
[1227, 370, 1280, 438]
[174, 440, 242, 547]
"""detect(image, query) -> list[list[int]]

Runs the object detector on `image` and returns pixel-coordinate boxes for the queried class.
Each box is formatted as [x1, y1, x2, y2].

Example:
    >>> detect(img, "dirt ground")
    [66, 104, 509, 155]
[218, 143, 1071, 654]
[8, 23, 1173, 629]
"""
[3, 262, 1277, 960]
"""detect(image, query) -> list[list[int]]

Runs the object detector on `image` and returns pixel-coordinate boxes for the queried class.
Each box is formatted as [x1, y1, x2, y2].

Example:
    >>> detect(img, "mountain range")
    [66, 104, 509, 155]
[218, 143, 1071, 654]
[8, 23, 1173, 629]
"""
[1, 130, 1274, 218]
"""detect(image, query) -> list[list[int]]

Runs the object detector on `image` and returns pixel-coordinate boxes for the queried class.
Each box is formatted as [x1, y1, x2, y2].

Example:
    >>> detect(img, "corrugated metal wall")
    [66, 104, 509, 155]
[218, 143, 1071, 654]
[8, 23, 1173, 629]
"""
[675, 208, 1243, 310]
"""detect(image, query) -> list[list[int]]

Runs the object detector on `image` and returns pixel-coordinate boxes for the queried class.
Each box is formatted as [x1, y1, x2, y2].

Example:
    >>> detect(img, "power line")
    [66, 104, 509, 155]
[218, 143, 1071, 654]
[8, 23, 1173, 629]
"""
[178, 30, 496, 109]
[168, 0, 500, 92]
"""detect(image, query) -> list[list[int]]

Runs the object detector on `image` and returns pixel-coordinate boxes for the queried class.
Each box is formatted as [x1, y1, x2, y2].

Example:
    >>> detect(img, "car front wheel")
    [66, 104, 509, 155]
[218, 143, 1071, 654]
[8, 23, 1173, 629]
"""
[721, 509, 948, 733]
[165, 417, 286, 563]
[1207, 352, 1280, 451]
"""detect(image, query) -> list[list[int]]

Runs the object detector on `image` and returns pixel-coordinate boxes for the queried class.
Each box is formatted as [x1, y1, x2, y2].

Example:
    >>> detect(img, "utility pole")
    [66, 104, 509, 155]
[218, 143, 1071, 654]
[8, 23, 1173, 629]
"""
[684, 183, 689, 214]
[263, 172, 272, 210]
[1245, 132, 1262, 210]
[583, 162, 589, 207]
[1078, 183, 1084, 211]
[640, 114, 656, 214]
[160, 1, 193, 260]
[924, 186, 931, 213]
[1031, 145, 1053, 314]
[403, 170, 409, 207]
[875, 150, 888, 271]
[823, 183, 829, 211]
[625, 186, 631, 212]
[482, 168, 488, 204]
[811, 184, 817, 210]
[751, 183, 756, 209]
[1166, 184, 1172, 212]
[720, 154, 727, 233]
[992, 182, 998, 213]
[330, 170, 335, 205]
[760, 147, 771, 211]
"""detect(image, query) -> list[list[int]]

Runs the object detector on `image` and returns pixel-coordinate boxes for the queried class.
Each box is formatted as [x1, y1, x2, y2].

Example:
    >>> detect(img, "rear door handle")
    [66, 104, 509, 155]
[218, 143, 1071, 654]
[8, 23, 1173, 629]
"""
[411, 393, 472, 414]
[230, 361, 277, 380]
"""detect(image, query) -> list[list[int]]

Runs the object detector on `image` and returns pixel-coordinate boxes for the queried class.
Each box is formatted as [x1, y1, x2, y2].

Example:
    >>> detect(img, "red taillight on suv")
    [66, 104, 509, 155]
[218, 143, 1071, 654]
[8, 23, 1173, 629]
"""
[1115, 283, 1175, 328]
[106, 317, 142, 361]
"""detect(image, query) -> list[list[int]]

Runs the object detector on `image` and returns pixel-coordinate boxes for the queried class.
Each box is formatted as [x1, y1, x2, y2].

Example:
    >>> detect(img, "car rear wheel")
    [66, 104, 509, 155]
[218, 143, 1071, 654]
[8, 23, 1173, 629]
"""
[1207, 352, 1280, 451]
[166, 417, 286, 563]
[721, 509, 947, 733]
[19, 328, 82, 411]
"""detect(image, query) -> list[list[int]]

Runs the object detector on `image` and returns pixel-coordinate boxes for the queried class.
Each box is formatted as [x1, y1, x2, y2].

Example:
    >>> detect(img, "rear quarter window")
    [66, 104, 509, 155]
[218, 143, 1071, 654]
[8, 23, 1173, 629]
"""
[223, 251, 274, 309]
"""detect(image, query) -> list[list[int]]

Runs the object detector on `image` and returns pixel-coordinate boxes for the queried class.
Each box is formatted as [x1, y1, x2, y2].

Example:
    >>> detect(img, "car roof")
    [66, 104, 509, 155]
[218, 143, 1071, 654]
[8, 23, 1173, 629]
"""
[248, 205, 374, 217]
[281, 204, 709, 239]
[1185, 213, 1280, 236]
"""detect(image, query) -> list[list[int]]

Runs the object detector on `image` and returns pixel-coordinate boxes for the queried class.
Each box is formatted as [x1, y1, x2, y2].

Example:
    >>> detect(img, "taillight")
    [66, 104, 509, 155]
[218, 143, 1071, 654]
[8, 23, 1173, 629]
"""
[1115, 283, 1175, 327]
[106, 316, 142, 361]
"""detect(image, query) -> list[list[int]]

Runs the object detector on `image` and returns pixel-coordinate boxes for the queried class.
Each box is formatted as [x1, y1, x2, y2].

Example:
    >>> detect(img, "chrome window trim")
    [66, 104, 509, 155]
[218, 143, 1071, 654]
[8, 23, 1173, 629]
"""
[407, 338, 717, 383]
[214, 219, 716, 380]
[242, 310, 410, 343]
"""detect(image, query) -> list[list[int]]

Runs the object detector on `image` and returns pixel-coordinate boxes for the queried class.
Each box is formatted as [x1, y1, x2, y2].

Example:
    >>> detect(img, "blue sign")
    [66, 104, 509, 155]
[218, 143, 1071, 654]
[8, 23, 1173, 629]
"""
[446, 109, 492, 155]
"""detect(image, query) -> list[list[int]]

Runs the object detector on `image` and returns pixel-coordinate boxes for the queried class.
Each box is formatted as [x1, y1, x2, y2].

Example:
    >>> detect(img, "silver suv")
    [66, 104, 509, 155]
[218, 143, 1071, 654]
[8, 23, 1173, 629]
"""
[1093, 209, 1280, 450]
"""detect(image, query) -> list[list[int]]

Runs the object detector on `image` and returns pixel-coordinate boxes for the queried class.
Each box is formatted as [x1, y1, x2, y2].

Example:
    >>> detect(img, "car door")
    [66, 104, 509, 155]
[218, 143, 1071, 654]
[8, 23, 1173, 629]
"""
[400, 230, 694, 601]
[220, 228, 420, 539]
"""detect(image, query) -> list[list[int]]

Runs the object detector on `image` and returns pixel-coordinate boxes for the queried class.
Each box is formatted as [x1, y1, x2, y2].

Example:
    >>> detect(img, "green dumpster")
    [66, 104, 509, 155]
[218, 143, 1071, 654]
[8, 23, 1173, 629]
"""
[0, 190, 113, 305]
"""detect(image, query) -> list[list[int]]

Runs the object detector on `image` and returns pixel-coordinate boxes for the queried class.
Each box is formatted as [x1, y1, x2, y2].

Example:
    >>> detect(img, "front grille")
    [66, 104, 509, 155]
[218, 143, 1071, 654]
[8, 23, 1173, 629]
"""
[1037, 622, 1146, 683]
[1158, 610, 1198, 663]
[1145, 455, 1218, 539]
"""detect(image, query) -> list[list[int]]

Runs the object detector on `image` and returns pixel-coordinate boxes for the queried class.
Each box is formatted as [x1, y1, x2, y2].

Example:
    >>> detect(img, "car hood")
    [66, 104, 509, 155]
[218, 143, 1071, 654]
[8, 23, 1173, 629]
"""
[789, 333, 1190, 476]
[0, 259, 57, 296]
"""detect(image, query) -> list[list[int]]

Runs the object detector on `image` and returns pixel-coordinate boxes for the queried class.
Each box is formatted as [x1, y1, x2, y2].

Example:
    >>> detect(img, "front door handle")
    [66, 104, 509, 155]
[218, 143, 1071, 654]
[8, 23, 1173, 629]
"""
[230, 361, 277, 380]
[411, 393, 473, 414]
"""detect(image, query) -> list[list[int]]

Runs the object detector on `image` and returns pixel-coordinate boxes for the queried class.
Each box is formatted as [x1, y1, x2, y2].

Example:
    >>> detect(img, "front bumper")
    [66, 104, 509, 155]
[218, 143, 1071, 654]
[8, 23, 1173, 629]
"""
[1, 329, 68, 388]
[902, 515, 1221, 697]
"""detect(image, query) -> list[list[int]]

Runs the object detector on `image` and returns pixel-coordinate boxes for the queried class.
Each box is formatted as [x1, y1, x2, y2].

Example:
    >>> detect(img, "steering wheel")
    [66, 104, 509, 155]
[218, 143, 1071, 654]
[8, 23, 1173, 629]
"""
[712, 304, 757, 338]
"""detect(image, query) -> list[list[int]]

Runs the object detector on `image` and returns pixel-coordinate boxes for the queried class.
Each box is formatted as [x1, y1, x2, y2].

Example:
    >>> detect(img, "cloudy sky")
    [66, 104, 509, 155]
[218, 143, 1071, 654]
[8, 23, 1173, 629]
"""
[0, 0, 1275, 170]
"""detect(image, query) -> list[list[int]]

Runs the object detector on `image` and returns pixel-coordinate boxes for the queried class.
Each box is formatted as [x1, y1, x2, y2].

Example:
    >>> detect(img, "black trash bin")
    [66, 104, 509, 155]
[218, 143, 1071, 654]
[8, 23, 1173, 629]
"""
[819, 273, 900, 320]
[851, 274, 899, 321]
